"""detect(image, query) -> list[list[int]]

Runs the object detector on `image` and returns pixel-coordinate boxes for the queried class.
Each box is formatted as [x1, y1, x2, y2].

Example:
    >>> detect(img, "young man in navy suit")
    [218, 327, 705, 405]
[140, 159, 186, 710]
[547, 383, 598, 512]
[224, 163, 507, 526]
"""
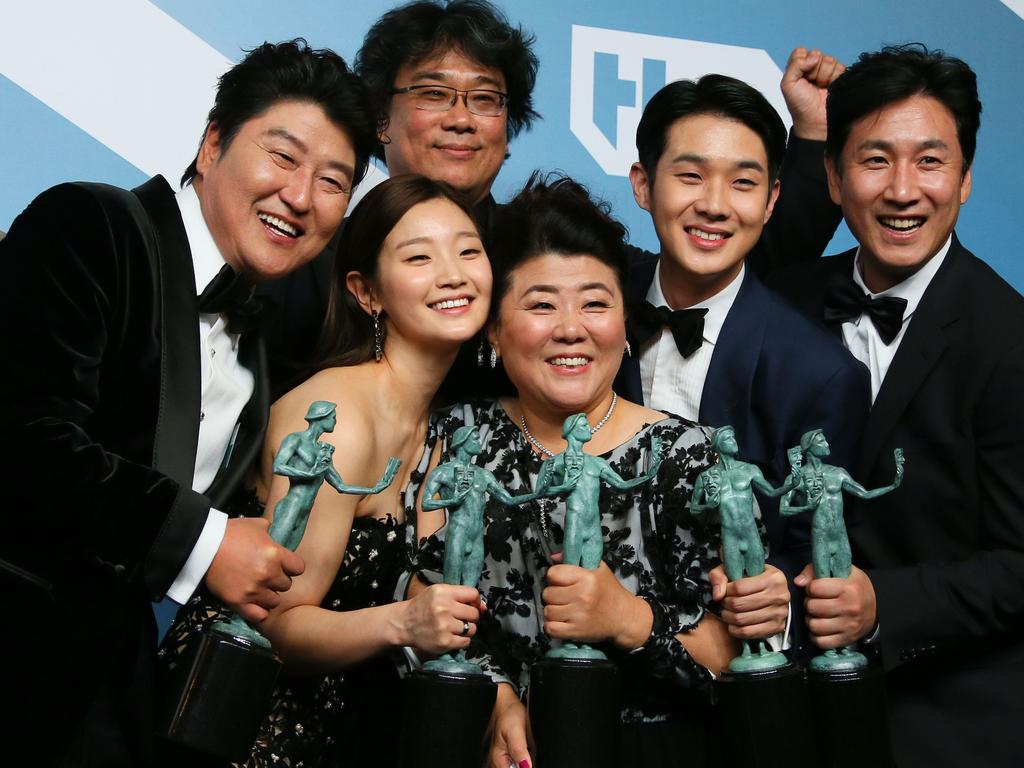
[769, 45, 1024, 767]
[617, 75, 870, 649]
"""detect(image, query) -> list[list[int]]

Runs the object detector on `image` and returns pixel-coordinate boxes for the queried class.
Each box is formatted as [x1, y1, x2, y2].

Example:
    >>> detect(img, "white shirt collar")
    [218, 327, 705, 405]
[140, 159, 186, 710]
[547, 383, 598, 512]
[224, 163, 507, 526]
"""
[852, 234, 952, 320]
[647, 262, 745, 346]
[176, 182, 230, 296]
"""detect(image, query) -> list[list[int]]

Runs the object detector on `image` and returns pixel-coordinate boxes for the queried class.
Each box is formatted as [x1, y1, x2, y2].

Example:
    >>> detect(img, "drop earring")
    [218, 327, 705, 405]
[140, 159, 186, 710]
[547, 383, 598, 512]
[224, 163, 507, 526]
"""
[490, 346, 499, 369]
[372, 310, 383, 362]
[624, 340, 632, 357]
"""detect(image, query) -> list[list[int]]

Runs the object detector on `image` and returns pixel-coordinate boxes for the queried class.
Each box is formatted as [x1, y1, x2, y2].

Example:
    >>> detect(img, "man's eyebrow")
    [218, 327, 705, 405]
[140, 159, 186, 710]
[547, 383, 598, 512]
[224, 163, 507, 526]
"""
[409, 69, 504, 88]
[856, 138, 951, 153]
[264, 127, 354, 179]
[668, 153, 764, 173]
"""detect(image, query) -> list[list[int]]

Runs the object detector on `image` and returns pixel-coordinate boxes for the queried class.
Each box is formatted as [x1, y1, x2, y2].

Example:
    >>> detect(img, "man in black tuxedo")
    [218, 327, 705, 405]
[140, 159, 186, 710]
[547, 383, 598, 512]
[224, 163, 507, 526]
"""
[616, 74, 869, 653]
[0, 40, 377, 766]
[769, 45, 1024, 767]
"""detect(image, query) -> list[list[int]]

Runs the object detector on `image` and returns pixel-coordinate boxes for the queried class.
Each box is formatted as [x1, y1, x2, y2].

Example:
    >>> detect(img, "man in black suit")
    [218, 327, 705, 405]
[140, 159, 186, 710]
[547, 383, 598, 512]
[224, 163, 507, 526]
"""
[617, 74, 869, 653]
[0, 40, 378, 766]
[769, 45, 1024, 767]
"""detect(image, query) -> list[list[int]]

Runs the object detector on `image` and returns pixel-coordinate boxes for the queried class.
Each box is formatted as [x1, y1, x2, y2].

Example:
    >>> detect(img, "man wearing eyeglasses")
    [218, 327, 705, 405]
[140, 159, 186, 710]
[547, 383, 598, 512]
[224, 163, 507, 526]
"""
[263, 1, 851, 400]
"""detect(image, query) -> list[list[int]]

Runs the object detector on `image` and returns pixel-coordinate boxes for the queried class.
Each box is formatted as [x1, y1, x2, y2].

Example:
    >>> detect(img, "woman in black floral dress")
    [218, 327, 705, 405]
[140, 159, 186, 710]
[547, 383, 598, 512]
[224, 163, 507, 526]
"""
[413, 175, 789, 768]
[159, 175, 494, 767]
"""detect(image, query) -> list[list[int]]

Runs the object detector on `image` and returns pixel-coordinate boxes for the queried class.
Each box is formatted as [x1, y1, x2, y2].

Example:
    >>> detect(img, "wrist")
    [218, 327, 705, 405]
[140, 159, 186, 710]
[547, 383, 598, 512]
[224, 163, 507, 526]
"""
[791, 121, 827, 142]
[388, 599, 413, 647]
[614, 594, 654, 650]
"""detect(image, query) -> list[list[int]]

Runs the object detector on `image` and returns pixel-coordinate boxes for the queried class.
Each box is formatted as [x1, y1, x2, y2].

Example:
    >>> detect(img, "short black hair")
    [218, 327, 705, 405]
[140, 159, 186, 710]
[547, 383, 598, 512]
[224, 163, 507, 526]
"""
[826, 44, 981, 173]
[488, 172, 628, 322]
[355, 0, 539, 160]
[181, 39, 378, 186]
[636, 74, 787, 184]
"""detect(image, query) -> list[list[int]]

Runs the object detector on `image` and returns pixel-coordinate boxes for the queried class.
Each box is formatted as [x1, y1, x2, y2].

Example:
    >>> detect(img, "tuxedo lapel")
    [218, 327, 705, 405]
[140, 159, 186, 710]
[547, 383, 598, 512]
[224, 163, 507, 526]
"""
[617, 249, 660, 404]
[859, 242, 961, 473]
[132, 176, 202, 488]
[700, 271, 766, 430]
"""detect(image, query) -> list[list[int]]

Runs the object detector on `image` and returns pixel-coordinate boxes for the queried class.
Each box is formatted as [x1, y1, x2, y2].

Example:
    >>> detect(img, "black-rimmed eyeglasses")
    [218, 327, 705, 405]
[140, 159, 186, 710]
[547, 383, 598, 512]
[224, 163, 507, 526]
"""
[391, 84, 508, 117]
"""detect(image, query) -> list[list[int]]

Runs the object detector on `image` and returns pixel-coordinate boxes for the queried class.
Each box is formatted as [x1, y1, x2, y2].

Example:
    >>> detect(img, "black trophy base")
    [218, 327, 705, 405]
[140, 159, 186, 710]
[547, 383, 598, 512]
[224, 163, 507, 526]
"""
[399, 668, 497, 768]
[807, 663, 894, 768]
[529, 656, 620, 768]
[158, 628, 281, 762]
[716, 662, 816, 768]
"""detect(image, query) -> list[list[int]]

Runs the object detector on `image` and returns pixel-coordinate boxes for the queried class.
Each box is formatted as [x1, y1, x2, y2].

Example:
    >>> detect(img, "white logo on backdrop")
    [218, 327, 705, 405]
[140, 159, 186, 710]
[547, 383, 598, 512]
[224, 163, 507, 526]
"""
[570, 25, 790, 177]
[1000, 0, 1024, 21]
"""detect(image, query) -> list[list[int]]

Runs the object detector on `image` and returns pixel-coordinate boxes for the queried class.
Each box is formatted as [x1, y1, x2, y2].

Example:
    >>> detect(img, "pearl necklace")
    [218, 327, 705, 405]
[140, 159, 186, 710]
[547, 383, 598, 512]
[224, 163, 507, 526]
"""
[519, 392, 618, 458]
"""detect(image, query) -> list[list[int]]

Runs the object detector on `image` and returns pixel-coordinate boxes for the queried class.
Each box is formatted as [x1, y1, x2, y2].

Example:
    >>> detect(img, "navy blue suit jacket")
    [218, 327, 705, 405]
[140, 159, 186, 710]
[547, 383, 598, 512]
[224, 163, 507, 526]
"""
[615, 254, 870, 562]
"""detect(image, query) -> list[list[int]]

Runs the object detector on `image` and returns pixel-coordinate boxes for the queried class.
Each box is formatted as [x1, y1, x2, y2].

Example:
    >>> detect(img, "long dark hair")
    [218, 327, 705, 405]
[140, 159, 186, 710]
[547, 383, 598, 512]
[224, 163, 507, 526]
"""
[314, 174, 478, 368]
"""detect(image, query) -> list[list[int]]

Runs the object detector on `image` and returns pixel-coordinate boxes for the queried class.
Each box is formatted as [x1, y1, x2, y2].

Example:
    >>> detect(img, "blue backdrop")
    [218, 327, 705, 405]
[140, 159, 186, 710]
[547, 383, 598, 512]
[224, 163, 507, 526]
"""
[3, 0, 1023, 288]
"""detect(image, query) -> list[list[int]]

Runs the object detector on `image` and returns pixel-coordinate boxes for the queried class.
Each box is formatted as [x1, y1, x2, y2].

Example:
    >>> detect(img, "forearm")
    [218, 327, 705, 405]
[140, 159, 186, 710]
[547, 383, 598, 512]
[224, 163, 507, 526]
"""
[677, 613, 739, 677]
[262, 600, 410, 673]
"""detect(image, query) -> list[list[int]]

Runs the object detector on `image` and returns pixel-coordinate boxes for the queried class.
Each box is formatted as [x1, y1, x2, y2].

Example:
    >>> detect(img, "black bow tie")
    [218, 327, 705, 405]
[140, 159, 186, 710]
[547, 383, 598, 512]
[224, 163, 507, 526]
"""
[197, 264, 271, 334]
[629, 301, 709, 358]
[823, 277, 908, 345]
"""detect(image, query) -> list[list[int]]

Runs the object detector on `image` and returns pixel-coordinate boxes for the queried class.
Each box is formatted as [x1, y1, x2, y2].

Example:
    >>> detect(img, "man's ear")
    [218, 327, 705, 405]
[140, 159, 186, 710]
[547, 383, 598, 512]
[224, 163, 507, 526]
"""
[824, 155, 843, 206]
[346, 271, 377, 316]
[959, 165, 973, 205]
[763, 178, 782, 225]
[196, 122, 224, 178]
[629, 162, 652, 212]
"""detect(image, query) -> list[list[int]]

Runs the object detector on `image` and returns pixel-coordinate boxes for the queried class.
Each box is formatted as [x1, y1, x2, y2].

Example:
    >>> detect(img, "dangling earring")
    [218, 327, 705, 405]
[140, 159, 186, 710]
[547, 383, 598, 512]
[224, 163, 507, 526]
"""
[477, 338, 486, 367]
[624, 340, 632, 357]
[490, 346, 499, 369]
[372, 309, 383, 362]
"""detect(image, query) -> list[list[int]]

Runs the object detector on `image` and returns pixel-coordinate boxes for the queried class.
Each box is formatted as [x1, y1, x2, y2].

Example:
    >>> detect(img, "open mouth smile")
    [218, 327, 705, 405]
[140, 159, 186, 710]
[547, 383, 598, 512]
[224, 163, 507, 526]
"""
[879, 216, 925, 234]
[429, 297, 473, 313]
[547, 355, 592, 370]
[258, 212, 303, 238]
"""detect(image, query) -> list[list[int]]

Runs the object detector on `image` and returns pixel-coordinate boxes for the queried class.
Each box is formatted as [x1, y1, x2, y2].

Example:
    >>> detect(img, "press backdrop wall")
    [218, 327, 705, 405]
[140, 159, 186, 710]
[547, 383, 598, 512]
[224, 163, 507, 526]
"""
[3, 0, 1023, 288]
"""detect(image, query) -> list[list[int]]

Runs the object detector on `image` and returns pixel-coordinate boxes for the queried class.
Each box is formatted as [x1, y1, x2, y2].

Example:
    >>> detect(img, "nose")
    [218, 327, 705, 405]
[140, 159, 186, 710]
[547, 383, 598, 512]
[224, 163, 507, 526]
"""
[693, 179, 728, 220]
[279, 166, 314, 213]
[553, 307, 586, 343]
[441, 94, 477, 132]
[884, 161, 920, 206]
[435, 251, 469, 289]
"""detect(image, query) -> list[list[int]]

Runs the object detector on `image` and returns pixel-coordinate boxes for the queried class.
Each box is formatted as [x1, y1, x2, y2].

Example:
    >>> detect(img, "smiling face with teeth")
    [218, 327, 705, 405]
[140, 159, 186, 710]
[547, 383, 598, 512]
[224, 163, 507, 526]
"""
[354, 197, 491, 353]
[630, 113, 780, 309]
[194, 100, 357, 282]
[489, 253, 625, 419]
[826, 94, 972, 292]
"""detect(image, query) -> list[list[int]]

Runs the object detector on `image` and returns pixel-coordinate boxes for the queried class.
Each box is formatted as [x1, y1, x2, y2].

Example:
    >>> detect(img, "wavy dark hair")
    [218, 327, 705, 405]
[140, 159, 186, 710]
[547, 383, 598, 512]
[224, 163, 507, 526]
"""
[488, 172, 629, 322]
[826, 43, 980, 175]
[181, 39, 378, 186]
[314, 175, 478, 368]
[355, 0, 539, 160]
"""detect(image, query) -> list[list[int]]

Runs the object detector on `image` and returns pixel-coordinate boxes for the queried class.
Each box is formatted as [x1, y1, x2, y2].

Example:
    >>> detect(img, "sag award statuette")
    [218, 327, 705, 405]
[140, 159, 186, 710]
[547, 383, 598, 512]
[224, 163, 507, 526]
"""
[160, 401, 400, 761]
[781, 428, 904, 768]
[691, 426, 817, 768]
[528, 414, 663, 768]
[400, 426, 539, 768]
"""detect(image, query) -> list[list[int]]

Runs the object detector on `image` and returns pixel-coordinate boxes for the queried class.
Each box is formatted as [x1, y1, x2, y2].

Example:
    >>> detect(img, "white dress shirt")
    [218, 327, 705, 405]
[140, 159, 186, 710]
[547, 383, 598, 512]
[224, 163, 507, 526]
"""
[640, 263, 745, 420]
[841, 236, 951, 402]
[165, 183, 256, 603]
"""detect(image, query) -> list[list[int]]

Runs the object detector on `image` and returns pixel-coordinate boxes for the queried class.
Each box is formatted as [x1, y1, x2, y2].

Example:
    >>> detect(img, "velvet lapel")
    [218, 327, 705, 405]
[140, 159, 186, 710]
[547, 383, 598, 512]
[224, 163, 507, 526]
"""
[132, 176, 202, 488]
[615, 251, 659, 404]
[858, 238, 961, 475]
[700, 270, 766, 429]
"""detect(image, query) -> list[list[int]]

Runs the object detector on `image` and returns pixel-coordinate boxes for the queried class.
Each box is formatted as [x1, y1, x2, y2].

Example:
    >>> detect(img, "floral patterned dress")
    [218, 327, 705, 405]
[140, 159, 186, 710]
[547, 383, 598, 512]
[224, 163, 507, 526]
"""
[413, 400, 733, 729]
[159, 422, 437, 768]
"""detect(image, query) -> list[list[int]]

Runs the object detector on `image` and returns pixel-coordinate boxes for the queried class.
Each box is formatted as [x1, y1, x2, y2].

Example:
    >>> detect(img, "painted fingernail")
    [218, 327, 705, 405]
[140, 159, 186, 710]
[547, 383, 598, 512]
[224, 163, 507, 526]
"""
[519, 761, 530, 768]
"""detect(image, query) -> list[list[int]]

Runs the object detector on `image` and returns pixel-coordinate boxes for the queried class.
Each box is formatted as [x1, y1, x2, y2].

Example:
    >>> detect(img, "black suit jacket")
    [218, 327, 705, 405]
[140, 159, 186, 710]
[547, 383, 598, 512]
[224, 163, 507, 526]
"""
[0, 176, 267, 765]
[769, 235, 1024, 768]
